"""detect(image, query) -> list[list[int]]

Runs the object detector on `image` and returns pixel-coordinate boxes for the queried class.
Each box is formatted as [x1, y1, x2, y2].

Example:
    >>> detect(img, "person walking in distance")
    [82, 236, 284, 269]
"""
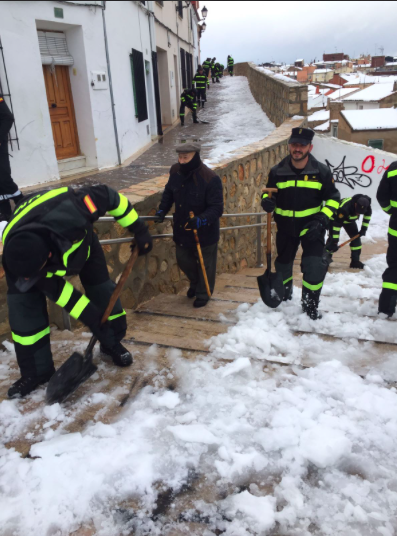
[0, 95, 23, 221]
[261, 127, 340, 320]
[192, 65, 209, 108]
[154, 142, 223, 308]
[2, 185, 153, 398]
[227, 55, 234, 76]
[203, 58, 212, 80]
[211, 57, 217, 83]
[377, 160, 397, 316]
[180, 88, 198, 126]
[325, 194, 372, 269]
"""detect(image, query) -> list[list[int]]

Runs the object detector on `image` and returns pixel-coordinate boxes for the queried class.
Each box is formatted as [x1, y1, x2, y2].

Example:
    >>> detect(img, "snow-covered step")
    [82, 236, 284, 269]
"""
[59, 165, 98, 179]
[57, 155, 86, 172]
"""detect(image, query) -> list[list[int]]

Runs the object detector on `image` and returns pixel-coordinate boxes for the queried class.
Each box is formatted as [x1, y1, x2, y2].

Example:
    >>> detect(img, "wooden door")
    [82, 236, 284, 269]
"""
[43, 65, 80, 160]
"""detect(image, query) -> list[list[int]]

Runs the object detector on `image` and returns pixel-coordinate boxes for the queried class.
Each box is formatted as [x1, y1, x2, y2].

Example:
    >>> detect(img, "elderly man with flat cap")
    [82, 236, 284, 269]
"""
[154, 142, 223, 307]
[261, 127, 340, 319]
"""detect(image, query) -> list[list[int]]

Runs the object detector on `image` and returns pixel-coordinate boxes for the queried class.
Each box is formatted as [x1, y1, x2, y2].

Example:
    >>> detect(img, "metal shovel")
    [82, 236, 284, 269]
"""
[257, 188, 285, 308]
[46, 246, 139, 404]
[324, 233, 360, 266]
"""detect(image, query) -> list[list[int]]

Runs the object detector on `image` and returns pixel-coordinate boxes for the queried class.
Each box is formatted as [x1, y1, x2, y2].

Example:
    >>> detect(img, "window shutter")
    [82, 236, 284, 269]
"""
[178, 1, 183, 18]
[131, 49, 148, 123]
[180, 48, 186, 89]
[38, 31, 74, 66]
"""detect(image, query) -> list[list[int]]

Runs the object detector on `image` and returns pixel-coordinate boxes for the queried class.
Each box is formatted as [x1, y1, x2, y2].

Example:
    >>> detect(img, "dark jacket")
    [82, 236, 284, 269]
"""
[158, 161, 224, 249]
[377, 160, 397, 233]
[265, 154, 341, 237]
[328, 194, 372, 244]
[192, 73, 209, 89]
[0, 96, 14, 142]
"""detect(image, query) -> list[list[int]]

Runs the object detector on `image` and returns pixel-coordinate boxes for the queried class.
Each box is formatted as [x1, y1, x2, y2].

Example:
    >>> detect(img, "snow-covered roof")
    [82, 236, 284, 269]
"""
[256, 67, 299, 84]
[327, 87, 361, 100]
[320, 83, 342, 89]
[341, 108, 397, 130]
[308, 109, 330, 122]
[344, 74, 397, 86]
[308, 94, 328, 110]
[314, 69, 334, 74]
[314, 120, 330, 131]
[295, 59, 303, 62]
[342, 82, 396, 102]
[386, 62, 397, 66]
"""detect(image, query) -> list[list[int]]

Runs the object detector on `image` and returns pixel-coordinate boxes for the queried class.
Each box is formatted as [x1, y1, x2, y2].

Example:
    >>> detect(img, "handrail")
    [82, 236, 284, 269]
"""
[98, 212, 266, 222]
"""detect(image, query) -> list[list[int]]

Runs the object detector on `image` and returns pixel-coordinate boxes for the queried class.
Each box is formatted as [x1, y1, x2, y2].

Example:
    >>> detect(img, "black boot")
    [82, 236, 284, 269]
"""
[193, 117, 199, 124]
[202, 101, 205, 108]
[100, 342, 133, 367]
[283, 281, 293, 301]
[8, 367, 55, 399]
[302, 287, 322, 320]
[197, 101, 201, 108]
[187, 287, 196, 298]
[193, 298, 208, 308]
[350, 259, 365, 269]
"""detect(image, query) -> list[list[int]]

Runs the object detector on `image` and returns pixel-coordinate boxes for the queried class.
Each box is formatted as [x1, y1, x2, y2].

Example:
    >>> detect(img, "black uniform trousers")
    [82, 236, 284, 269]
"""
[176, 243, 218, 301]
[275, 230, 328, 308]
[7, 234, 126, 378]
[228, 66, 234, 76]
[326, 221, 362, 261]
[379, 232, 397, 315]
[196, 88, 207, 104]
[0, 141, 20, 216]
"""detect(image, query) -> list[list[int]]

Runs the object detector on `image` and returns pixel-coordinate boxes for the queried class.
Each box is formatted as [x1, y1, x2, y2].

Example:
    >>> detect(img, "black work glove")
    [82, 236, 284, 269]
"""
[261, 196, 276, 213]
[154, 210, 165, 223]
[188, 215, 203, 230]
[92, 320, 116, 349]
[326, 242, 339, 253]
[304, 212, 328, 242]
[129, 218, 153, 256]
[359, 227, 367, 237]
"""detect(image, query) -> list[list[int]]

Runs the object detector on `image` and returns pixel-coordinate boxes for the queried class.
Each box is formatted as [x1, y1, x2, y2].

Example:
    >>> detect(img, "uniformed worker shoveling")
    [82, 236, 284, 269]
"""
[154, 141, 223, 308]
[261, 127, 340, 320]
[2, 186, 153, 398]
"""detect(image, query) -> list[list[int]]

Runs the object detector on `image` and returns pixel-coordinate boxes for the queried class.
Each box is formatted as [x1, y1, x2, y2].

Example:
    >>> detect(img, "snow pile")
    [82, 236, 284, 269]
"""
[203, 76, 276, 165]
[257, 66, 300, 84]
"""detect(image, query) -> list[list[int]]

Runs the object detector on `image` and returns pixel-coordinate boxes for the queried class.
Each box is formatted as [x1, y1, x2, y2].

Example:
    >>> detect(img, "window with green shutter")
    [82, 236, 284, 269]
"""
[368, 139, 384, 150]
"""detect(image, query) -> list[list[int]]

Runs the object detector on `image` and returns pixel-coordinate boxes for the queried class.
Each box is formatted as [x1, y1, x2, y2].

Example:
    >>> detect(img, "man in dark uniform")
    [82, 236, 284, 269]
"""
[219, 63, 225, 78]
[203, 58, 212, 80]
[377, 160, 397, 316]
[213, 63, 222, 83]
[211, 57, 217, 83]
[180, 88, 198, 126]
[0, 95, 23, 221]
[192, 65, 209, 108]
[261, 127, 340, 319]
[326, 194, 372, 269]
[154, 142, 223, 308]
[227, 55, 234, 76]
[2, 186, 153, 398]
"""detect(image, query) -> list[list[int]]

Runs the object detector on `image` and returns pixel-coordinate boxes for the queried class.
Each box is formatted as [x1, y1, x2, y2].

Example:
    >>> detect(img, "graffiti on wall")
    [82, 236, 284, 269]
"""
[325, 155, 390, 190]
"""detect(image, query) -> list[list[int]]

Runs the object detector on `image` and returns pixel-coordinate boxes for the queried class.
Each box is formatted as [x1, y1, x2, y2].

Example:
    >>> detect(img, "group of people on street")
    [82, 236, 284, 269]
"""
[1, 76, 397, 401]
[179, 54, 234, 125]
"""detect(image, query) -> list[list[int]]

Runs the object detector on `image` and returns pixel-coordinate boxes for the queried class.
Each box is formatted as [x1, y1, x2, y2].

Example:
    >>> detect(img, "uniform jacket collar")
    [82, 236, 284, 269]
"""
[276, 154, 320, 176]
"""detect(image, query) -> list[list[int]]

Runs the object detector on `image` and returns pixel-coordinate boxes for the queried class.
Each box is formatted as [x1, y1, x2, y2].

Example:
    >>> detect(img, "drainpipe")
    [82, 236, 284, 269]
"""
[102, 5, 121, 165]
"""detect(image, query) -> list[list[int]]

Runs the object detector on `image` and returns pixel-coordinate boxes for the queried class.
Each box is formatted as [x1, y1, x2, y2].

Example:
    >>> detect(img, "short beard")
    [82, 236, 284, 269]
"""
[290, 148, 310, 162]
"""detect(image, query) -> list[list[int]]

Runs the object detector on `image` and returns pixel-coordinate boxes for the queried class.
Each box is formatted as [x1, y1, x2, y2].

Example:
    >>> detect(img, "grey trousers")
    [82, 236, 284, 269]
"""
[176, 242, 218, 301]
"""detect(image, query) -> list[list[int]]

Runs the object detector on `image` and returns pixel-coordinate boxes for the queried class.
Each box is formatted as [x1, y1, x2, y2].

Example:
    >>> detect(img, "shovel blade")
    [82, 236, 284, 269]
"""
[257, 269, 285, 309]
[46, 352, 97, 405]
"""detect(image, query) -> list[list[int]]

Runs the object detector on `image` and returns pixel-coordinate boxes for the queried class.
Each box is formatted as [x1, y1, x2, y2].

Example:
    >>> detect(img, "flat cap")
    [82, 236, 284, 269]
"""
[289, 127, 315, 146]
[175, 141, 201, 153]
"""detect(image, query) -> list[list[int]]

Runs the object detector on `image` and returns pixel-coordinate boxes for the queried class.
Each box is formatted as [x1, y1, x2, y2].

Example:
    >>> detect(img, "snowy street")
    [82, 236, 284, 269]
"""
[1, 210, 397, 536]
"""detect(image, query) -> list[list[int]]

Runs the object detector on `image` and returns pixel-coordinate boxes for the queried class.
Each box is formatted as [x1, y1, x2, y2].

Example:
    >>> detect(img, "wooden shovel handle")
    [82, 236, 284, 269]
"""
[189, 211, 212, 299]
[101, 245, 139, 324]
[262, 188, 278, 257]
[339, 234, 360, 249]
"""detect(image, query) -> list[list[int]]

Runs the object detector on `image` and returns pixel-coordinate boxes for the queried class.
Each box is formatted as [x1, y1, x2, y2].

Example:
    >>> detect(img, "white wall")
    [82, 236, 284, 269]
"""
[312, 135, 396, 209]
[343, 101, 380, 110]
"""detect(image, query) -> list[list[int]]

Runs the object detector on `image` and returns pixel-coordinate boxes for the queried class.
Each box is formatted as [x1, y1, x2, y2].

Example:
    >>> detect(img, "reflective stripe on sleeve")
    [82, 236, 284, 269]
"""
[326, 199, 339, 209]
[117, 208, 139, 228]
[362, 222, 369, 227]
[388, 227, 397, 237]
[388, 170, 397, 178]
[70, 296, 90, 319]
[56, 281, 74, 308]
[321, 207, 333, 219]
[108, 194, 129, 218]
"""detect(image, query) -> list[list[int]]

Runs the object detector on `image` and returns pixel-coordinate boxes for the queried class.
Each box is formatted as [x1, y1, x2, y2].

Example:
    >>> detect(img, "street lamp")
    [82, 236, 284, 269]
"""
[201, 5, 208, 19]
[201, 21, 206, 32]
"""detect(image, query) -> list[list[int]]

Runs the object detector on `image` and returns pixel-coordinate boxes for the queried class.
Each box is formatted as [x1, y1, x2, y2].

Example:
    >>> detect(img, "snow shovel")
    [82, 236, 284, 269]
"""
[46, 246, 140, 405]
[257, 188, 285, 308]
[324, 233, 360, 266]
[188, 211, 211, 299]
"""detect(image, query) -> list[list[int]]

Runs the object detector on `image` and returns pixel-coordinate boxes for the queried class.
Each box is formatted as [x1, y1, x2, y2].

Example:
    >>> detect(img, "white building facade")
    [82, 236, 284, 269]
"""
[0, 0, 162, 188]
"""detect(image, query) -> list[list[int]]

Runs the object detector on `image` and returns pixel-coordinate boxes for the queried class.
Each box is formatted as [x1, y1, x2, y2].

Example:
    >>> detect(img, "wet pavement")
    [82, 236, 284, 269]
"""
[64, 82, 223, 192]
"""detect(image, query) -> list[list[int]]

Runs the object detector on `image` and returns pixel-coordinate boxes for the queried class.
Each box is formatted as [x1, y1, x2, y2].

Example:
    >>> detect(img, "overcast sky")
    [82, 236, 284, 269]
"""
[200, 1, 397, 65]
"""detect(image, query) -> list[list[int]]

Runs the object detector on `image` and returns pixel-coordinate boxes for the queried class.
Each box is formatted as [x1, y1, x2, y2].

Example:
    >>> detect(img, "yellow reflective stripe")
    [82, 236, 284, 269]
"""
[3, 188, 68, 244]
[108, 194, 129, 218]
[275, 206, 321, 218]
[383, 282, 397, 290]
[350, 245, 362, 250]
[70, 295, 90, 319]
[262, 193, 269, 199]
[363, 215, 371, 220]
[349, 215, 358, 220]
[340, 198, 351, 207]
[362, 222, 369, 227]
[390, 201, 397, 207]
[56, 281, 74, 308]
[47, 270, 66, 278]
[382, 205, 391, 213]
[108, 310, 126, 321]
[332, 235, 339, 239]
[302, 280, 323, 291]
[300, 228, 308, 237]
[321, 207, 333, 218]
[87, 246, 91, 260]
[117, 208, 139, 228]
[12, 326, 50, 346]
[333, 227, 341, 230]
[389, 227, 397, 237]
[388, 170, 397, 178]
[326, 199, 339, 209]
[276, 180, 322, 190]
[283, 276, 293, 285]
[63, 233, 86, 268]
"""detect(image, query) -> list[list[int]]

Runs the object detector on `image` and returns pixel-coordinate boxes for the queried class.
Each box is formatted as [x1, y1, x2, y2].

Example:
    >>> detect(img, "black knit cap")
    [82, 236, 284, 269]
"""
[356, 196, 371, 214]
[5, 232, 50, 278]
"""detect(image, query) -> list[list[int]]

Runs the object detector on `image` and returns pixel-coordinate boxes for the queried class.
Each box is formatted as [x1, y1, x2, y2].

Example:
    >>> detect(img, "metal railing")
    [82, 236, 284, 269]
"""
[61, 212, 271, 331]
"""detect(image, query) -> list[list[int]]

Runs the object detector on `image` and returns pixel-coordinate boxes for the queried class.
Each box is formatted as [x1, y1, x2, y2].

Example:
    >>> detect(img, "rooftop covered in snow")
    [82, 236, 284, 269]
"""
[341, 108, 397, 130]
[342, 82, 397, 102]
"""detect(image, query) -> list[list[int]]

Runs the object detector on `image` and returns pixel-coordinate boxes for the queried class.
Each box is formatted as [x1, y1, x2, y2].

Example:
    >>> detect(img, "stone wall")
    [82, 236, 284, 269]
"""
[0, 118, 304, 338]
[233, 62, 308, 126]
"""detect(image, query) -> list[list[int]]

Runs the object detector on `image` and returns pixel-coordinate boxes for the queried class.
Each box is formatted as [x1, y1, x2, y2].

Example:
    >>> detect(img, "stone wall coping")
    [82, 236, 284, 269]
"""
[245, 61, 306, 89]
